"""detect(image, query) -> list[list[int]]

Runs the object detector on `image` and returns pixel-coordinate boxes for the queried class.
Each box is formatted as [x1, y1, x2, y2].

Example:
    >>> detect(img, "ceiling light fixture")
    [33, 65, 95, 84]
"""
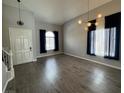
[78, 0, 103, 29]
[78, 20, 82, 24]
[97, 13, 102, 18]
[87, 22, 92, 27]
[95, 22, 99, 26]
[17, 0, 24, 26]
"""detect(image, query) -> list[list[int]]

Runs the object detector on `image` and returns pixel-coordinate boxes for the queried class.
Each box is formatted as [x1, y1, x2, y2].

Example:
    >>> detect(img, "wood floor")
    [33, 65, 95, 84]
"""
[14, 54, 121, 93]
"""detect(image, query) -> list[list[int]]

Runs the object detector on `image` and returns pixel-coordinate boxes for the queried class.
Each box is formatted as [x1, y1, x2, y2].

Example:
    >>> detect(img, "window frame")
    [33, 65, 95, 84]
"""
[45, 31, 55, 51]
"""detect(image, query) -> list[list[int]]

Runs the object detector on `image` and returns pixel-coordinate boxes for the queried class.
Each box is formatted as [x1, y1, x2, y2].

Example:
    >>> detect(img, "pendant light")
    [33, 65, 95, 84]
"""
[97, 13, 102, 18]
[87, 22, 91, 27]
[17, 0, 24, 26]
[95, 22, 99, 26]
[78, 20, 82, 24]
[78, 0, 103, 29]
[87, 0, 91, 27]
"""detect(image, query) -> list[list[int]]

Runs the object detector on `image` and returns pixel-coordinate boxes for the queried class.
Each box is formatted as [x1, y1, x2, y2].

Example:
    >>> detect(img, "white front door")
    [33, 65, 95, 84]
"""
[9, 28, 33, 65]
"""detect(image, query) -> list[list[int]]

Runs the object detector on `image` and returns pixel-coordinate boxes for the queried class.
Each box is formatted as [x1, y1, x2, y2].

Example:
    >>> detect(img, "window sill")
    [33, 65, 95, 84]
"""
[46, 50, 55, 52]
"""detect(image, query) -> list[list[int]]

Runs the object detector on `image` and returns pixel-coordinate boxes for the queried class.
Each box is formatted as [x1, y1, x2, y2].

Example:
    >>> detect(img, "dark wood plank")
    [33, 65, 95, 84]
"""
[14, 54, 121, 93]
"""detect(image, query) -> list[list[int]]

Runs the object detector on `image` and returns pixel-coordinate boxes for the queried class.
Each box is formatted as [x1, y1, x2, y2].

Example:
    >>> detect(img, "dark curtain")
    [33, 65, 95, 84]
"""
[105, 12, 121, 60]
[53, 31, 59, 51]
[87, 20, 96, 55]
[39, 29, 47, 53]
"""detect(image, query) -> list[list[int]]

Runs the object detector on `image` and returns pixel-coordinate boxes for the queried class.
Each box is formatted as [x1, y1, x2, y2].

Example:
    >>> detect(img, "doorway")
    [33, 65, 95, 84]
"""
[9, 28, 33, 65]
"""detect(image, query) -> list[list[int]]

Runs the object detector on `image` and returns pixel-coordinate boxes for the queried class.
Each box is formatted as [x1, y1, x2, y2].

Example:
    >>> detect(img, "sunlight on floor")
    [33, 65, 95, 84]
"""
[44, 58, 59, 84]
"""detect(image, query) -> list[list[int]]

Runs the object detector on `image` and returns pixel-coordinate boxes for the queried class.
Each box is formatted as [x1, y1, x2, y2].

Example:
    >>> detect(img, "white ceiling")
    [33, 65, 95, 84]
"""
[3, 0, 112, 25]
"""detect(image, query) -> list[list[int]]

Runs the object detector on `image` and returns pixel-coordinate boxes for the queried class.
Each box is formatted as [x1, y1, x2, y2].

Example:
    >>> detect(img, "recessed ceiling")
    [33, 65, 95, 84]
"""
[3, 0, 112, 25]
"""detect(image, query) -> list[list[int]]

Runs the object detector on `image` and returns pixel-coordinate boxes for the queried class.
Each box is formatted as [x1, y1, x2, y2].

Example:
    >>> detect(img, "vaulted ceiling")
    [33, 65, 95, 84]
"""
[3, 0, 112, 25]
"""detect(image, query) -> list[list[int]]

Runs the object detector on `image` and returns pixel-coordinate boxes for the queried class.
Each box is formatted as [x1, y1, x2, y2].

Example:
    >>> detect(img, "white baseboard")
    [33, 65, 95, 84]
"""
[37, 52, 64, 58]
[64, 52, 121, 70]
[33, 59, 37, 62]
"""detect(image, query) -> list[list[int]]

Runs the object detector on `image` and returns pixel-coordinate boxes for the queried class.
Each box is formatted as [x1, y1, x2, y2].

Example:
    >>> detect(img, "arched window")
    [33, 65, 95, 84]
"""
[46, 31, 55, 50]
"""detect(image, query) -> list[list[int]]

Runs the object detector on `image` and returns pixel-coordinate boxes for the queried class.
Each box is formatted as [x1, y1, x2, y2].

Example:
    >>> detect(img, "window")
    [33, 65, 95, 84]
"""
[88, 27, 117, 57]
[46, 31, 55, 51]
[90, 31, 95, 54]
[87, 12, 120, 60]
[104, 27, 116, 57]
[95, 29, 105, 56]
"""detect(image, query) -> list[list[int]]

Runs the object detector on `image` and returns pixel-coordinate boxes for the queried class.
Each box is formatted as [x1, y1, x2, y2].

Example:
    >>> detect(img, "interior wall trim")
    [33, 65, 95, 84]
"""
[33, 59, 37, 62]
[64, 52, 121, 70]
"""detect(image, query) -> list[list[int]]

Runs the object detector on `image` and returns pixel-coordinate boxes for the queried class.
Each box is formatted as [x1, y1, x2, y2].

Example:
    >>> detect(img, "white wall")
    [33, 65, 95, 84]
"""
[2, 16, 10, 51]
[35, 18, 63, 57]
[2, 4, 37, 60]
[2, 4, 63, 61]
[63, 0, 121, 68]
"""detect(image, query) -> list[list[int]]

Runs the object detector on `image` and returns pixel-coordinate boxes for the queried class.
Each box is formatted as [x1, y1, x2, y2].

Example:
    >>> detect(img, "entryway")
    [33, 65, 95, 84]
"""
[9, 28, 33, 65]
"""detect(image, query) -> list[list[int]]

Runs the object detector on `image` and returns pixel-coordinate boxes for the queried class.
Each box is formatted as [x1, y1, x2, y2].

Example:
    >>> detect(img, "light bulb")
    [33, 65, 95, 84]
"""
[95, 22, 99, 26]
[97, 13, 102, 18]
[78, 20, 82, 24]
[87, 22, 91, 27]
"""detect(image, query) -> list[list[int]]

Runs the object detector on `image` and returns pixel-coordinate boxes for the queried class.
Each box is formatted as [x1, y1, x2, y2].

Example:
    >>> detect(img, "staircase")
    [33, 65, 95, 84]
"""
[2, 48, 15, 93]
[4, 79, 16, 93]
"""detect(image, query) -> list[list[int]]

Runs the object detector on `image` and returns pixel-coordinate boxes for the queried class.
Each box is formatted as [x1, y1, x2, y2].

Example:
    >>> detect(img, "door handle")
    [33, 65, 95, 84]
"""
[29, 47, 32, 51]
